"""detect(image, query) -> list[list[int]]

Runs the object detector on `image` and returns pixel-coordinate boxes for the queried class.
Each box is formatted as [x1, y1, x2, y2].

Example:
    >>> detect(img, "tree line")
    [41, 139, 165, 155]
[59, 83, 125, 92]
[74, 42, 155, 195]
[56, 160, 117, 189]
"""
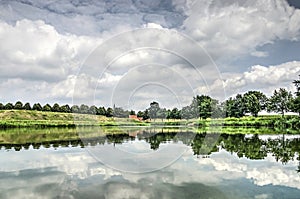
[1, 75, 299, 119]
[142, 75, 300, 119]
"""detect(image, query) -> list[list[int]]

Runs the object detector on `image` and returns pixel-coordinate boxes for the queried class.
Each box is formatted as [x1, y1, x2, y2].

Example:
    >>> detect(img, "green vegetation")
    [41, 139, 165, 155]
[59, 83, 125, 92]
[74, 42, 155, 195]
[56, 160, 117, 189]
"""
[0, 110, 148, 128]
[0, 110, 299, 130]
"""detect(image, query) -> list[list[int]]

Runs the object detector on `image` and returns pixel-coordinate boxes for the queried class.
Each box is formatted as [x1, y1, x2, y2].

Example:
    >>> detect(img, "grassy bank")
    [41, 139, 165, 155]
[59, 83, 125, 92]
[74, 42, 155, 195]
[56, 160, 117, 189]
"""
[0, 110, 299, 130]
[150, 115, 300, 130]
[0, 110, 148, 128]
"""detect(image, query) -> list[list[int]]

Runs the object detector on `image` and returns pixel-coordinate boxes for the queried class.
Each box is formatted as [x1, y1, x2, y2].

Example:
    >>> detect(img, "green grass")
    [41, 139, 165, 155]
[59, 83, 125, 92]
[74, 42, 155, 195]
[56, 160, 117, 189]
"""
[0, 110, 299, 130]
[0, 110, 148, 128]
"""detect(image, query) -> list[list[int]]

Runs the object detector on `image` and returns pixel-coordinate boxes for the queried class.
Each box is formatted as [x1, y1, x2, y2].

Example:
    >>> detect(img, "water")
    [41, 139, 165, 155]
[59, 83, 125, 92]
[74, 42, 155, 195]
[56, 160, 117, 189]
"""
[0, 127, 299, 199]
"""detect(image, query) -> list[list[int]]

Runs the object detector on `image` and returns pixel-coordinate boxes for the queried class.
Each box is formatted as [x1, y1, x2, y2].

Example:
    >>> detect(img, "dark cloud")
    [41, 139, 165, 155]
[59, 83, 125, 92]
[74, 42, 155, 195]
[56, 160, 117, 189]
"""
[0, 0, 186, 36]
[287, 0, 300, 9]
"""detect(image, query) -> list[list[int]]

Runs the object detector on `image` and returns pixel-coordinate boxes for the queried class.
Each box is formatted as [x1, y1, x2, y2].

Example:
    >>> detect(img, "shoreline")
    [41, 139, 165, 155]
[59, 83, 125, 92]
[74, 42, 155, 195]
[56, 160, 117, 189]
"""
[0, 110, 299, 130]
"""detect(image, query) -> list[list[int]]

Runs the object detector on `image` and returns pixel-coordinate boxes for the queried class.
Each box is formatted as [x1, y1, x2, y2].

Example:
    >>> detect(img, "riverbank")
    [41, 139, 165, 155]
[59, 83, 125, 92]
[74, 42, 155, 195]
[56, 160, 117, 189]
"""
[0, 110, 299, 130]
[0, 110, 148, 128]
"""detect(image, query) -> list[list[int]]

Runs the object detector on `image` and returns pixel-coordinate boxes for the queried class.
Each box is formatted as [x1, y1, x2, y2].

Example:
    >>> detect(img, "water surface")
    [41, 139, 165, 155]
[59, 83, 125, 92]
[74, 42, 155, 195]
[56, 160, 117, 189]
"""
[0, 127, 299, 199]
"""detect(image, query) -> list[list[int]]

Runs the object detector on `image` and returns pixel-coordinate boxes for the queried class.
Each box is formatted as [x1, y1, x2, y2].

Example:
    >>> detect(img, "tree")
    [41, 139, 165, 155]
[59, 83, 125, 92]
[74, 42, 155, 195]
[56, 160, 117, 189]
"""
[137, 111, 143, 117]
[148, 101, 160, 120]
[293, 75, 300, 96]
[170, 108, 181, 119]
[224, 97, 235, 117]
[292, 95, 300, 116]
[181, 105, 194, 120]
[129, 110, 136, 115]
[60, 104, 71, 113]
[79, 104, 89, 114]
[142, 109, 150, 120]
[4, 103, 14, 110]
[190, 95, 219, 119]
[71, 105, 80, 113]
[97, 107, 106, 116]
[89, 105, 97, 115]
[52, 103, 60, 112]
[32, 103, 42, 111]
[114, 107, 128, 118]
[106, 107, 114, 117]
[42, 104, 52, 112]
[243, 91, 267, 117]
[224, 94, 246, 118]
[14, 101, 23, 109]
[157, 108, 167, 121]
[198, 95, 212, 119]
[292, 75, 300, 115]
[268, 88, 293, 116]
[23, 102, 31, 110]
[0, 103, 4, 110]
[234, 94, 246, 117]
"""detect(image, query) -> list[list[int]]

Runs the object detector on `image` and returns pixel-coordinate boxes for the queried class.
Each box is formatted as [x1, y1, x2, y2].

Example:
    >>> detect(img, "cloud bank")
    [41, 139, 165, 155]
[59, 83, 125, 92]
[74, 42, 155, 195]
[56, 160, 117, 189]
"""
[0, 0, 299, 108]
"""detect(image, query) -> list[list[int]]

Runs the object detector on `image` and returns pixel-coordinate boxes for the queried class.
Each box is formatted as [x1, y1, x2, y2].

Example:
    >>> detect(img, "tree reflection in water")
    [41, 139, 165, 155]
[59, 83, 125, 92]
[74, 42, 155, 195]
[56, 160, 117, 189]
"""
[0, 128, 299, 171]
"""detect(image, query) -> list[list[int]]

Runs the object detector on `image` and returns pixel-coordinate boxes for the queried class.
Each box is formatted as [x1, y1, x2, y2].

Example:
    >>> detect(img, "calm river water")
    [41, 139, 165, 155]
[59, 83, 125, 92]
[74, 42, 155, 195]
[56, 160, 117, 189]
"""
[0, 127, 299, 199]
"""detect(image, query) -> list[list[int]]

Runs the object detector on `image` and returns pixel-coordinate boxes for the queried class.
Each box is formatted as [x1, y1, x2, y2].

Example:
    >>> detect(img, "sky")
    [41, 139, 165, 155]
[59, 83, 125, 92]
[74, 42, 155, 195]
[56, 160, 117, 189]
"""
[0, 0, 300, 110]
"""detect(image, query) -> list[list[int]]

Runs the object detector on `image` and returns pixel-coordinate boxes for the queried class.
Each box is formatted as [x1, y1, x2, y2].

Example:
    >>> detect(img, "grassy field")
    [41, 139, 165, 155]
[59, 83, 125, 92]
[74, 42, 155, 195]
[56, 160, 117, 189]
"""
[0, 110, 148, 128]
[0, 110, 299, 130]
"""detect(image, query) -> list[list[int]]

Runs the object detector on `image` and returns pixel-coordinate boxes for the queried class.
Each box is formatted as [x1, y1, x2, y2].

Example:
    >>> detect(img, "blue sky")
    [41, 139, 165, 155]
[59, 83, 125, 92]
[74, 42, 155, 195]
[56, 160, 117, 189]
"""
[0, 0, 300, 110]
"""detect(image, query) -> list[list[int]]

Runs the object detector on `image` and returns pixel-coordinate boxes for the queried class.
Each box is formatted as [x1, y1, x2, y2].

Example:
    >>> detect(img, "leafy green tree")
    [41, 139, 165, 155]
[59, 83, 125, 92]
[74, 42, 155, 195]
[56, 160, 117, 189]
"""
[224, 94, 246, 118]
[142, 109, 150, 120]
[224, 97, 235, 117]
[148, 101, 160, 120]
[190, 95, 219, 119]
[42, 104, 52, 112]
[157, 108, 167, 121]
[137, 111, 143, 117]
[0, 103, 4, 110]
[97, 106, 106, 115]
[23, 102, 31, 110]
[170, 108, 181, 119]
[52, 103, 60, 112]
[235, 94, 246, 117]
[60, 104, 71, 113]
[293, 75, 300, 96]
[71, 105, 80, 113]
[4, 103, 14, 110]
[79, 104, 89, 114]
[166, 109, 171, 119]
[181, 105, 194, 119]
[106, 107, 114, 117]
[292, 75, 300, 115]
[243, 91, 267, 117]
[114, 107, 128, 118]
[292, 96, 300, 116]
[14, 101, 23, 109]
[198, 95, 212, 119]
[32, 103, 42, 111]
[268, 88, 293, 116]
[89, 105, 97, 115]
[129, 110, 136, 115]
